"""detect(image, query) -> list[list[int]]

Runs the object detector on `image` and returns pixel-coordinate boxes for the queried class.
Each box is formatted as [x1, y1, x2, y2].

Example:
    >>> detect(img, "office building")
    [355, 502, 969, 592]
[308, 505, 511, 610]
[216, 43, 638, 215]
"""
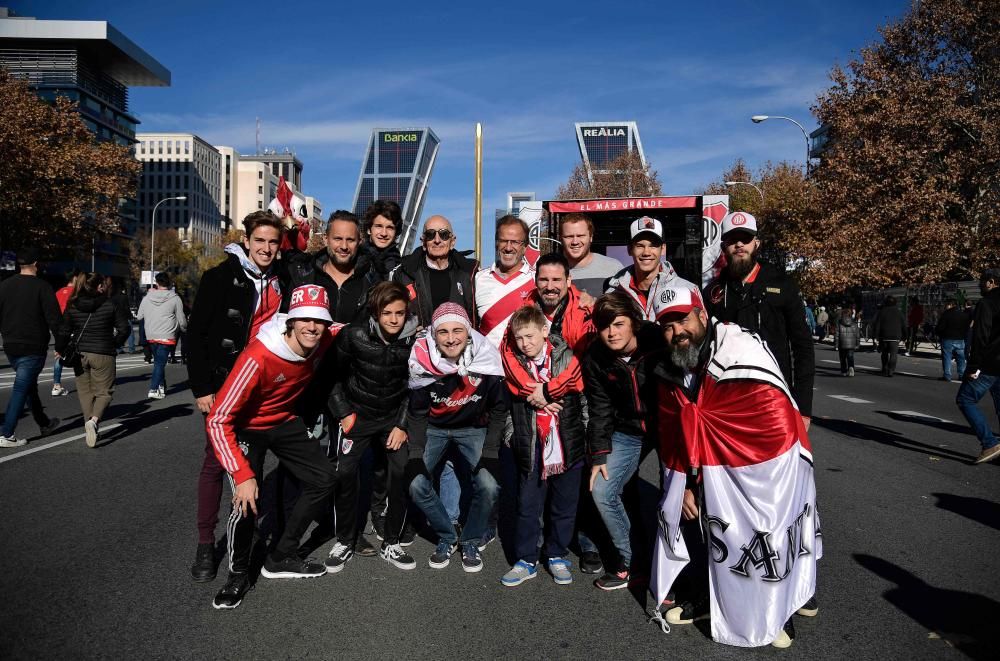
[575, 121, 645, 182]
[135, 133, 222, 246]
[235, 160, 279, 224]
[352, 127, 439, 254]
[241, 150, 302, 191]
[0, 8, 170, 276]
[215, 146, 239, 231]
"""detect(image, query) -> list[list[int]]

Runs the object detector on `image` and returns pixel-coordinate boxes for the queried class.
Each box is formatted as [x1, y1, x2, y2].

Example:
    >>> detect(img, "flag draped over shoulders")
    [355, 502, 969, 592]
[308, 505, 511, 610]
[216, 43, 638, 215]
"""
[653, 321, 822, 647]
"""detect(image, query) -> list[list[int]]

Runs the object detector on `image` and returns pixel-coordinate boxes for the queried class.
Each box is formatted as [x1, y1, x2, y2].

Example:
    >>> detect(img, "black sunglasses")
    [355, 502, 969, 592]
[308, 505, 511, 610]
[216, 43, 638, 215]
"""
[423, 229, 453, 241]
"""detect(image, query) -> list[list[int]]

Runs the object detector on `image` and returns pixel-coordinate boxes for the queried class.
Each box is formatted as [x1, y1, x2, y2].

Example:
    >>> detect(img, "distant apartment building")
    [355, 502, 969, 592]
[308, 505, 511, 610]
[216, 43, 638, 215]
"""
[235, 160, 279, 224]
[135, 133, 222, 246]
[352, 127, 440, 254]
[215, 146, 239, 231]
[240, 150, 302, 191]
[0, 8, 170, 276]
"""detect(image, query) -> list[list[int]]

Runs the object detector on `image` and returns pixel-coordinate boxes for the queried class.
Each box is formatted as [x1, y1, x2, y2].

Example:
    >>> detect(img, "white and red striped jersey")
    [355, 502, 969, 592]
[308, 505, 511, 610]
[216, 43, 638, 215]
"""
[206, 315, 341, 485]
[475, 261, 535, 347]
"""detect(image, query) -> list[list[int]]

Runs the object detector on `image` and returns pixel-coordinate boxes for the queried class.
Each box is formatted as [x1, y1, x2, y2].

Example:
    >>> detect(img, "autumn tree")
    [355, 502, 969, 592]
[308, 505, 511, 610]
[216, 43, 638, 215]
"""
[129, 229, 222, 298]
[794, 0, 1000, 291]
[0, 69, 141, 253]
[556, 149, 663, 199]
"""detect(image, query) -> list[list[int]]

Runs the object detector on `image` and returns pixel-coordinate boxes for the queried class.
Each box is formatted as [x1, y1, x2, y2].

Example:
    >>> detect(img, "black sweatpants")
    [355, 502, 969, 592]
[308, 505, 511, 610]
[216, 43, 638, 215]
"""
[334, 415, 409, 546]
[227, 418, 336, 574]
[879, 339, 899, 374]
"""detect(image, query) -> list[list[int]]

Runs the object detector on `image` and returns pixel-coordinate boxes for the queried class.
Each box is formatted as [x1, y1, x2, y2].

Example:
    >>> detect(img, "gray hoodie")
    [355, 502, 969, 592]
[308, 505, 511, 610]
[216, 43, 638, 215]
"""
[137, 288, 187, 342]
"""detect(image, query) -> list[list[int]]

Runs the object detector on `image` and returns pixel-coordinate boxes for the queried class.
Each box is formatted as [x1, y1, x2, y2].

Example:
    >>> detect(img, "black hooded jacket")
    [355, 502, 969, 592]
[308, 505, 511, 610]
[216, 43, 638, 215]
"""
[55, 291, 130, 357]
[360, 242, 402, 283]
[390, 247, 478, 328]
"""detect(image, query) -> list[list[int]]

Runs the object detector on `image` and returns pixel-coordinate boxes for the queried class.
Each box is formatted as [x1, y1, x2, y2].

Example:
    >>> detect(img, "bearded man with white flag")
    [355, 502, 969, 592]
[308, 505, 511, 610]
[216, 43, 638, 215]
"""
[647, 283, 821, 649]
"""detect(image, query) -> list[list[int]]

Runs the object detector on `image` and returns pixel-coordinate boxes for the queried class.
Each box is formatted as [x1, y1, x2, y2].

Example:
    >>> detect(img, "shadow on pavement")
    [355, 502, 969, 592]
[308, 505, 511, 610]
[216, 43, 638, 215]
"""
[97, 403, 194, 447]
[878, 410, 973, 437]
[814, 417, 976, 464]
[855, 553, 1000, 660]
[933, 493, 1000, 532]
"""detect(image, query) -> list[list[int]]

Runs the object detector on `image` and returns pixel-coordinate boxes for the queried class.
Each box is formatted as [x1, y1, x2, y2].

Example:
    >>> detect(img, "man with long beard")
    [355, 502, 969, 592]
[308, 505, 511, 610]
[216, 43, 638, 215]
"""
[702, 212, 815, 428]
[649, 283, 821, 649]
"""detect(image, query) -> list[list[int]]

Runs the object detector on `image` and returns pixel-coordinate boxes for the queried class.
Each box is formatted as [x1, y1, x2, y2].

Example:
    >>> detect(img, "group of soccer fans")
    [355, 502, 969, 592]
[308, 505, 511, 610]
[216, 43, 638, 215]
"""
[187, 198, 819, 649]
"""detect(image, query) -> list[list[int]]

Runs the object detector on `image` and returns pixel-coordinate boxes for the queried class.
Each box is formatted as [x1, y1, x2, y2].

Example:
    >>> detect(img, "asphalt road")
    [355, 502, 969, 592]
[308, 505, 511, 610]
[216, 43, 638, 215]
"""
[1, 341, 998, 660]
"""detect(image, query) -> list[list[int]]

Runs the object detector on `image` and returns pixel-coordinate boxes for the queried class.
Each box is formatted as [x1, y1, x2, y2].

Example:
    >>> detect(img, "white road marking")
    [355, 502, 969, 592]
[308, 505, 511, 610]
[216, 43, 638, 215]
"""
[827, 395, 874, 404]
[890, 410, 953, 423]
[0, 423, 124, 464]
[0, 363, 152, 390]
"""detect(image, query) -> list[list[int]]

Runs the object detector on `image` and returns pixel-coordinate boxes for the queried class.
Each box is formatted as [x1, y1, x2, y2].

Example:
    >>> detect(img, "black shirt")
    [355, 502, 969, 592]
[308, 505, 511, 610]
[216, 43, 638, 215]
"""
[428, 267, 452, 313]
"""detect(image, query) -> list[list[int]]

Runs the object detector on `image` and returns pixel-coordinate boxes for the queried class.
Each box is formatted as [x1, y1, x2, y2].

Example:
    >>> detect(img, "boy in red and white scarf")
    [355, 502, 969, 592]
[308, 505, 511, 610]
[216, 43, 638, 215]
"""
[501, 306, 586, 587]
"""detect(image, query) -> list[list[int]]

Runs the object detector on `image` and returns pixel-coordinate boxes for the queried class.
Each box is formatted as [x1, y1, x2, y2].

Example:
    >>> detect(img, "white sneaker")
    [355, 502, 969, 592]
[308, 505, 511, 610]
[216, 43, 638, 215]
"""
[148, 389, 165, 401]
[157, 385, 166, 398]
[51, 385, 68, 396]
[0, 435, 27, 448]
[85, 419, 99, 448]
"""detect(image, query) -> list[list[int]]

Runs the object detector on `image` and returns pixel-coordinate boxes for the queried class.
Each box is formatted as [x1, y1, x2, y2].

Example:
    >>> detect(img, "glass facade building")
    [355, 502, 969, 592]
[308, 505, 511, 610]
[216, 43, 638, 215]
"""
[352, 127, 439, 255]
[574, 121, 646, 183]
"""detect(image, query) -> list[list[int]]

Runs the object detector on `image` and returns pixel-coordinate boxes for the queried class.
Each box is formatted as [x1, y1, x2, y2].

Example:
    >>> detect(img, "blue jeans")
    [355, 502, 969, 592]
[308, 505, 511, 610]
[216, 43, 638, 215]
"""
[590, 431, 645, 566]
[956, 374, 1000, 450]
[127, 322, 136, 353]
[439, 460, 461, 523]
[2, 354, 49, 438]
[52, 358, 63, 386]
[409, 426, 498, 546]
[149, 343, 172, 391]
[941, 340, 966, 380]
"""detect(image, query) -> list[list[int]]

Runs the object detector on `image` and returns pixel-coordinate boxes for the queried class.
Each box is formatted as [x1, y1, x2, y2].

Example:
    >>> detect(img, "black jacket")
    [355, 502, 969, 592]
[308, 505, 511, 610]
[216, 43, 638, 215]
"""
[283, 249, 377, 325]
[583, 322, 665, 464]
[703, 262, 815, 416]
[390, 247, 478, 328]
[872, 304, 906, 341]
[0, 274, 62, 357]
[327, 316, 419, 428]
[967, 288, 1000, 376]
[186, 251, 279, 398]
[360, 242, 401, 282]
[509, 336, 587, 473]
[407, 373, 508, 460]
[55, 292, 130, 357]
[935, 307, 971, 341]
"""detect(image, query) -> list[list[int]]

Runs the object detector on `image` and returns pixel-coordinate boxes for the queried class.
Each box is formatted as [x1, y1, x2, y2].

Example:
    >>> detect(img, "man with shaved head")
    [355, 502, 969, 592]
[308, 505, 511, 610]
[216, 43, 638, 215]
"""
[391, 215, 478, 328]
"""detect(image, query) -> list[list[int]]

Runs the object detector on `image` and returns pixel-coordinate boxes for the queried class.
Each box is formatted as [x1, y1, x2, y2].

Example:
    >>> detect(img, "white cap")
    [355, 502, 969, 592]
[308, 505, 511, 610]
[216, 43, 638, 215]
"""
[652, 285, 705, 322]
[721, 211, 758, 237]
[629, 216, 663, 242]
[288, 284, 333, 323]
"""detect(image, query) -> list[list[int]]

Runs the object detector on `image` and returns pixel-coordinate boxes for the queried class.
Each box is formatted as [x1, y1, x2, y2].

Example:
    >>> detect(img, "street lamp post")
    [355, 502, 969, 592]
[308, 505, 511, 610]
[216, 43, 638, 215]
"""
[150, 196, 186, 284]
[725, 181, 765, 207]
[751, 115, 812, 173]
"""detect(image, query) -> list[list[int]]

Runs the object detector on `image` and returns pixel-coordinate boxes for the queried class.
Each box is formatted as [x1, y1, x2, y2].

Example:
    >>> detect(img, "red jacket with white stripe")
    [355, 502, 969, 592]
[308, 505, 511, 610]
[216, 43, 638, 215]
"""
[206, 316, 341, 485]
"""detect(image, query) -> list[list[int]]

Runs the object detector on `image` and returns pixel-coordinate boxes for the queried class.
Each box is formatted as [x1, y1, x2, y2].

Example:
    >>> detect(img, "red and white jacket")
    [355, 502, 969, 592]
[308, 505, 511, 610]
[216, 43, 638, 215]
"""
[207, 315, 342, 485]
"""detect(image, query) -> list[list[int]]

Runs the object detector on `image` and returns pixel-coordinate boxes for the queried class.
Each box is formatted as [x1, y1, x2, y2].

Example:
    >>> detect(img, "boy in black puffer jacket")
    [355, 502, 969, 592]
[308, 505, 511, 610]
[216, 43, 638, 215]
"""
[324, 282, 420, 571]
[501, 306, 585, 588]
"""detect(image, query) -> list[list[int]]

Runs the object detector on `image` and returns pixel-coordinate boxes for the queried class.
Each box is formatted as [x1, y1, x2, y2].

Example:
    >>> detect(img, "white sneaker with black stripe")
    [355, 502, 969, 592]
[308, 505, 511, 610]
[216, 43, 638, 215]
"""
[380, 542, 416, 570]
[325, 541, 353, 572]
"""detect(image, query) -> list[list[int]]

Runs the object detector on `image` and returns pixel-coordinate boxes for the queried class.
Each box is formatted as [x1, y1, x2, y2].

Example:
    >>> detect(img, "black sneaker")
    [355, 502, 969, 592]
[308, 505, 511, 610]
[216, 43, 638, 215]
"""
[796, 596, 819, 617]
[39, 417, 60, 436]
[595, 565, 630, 591]
[212, 572, 252, 609]
[580, 551, 603, 575]
[400, 522, 417, 547]
[371, 515, 386, 542]
[429, 542, 456, 569]
[261, 555, 326, 579]
[477, 528, 497, 551]
[191, 542, 217, 583]
[665, 597, 710, 625]
[772, 618, 795, 648]
[356, 536, 377, 558]
[380, 542, 417, 570]
[324, 542, 353, 572]
[461, 543, 483, 573]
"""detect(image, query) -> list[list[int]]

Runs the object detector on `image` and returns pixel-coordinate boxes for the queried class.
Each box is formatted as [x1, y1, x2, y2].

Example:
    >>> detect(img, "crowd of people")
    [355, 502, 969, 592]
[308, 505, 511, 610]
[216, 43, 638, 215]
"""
[2, 195, 998, 649]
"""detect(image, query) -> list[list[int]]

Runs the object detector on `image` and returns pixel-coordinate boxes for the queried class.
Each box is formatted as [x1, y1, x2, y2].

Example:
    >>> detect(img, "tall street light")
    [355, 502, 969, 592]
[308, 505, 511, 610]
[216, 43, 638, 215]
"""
[150, 195, 186, 283]
[725, 181, 765, 207]
[751, 115, 812, 173]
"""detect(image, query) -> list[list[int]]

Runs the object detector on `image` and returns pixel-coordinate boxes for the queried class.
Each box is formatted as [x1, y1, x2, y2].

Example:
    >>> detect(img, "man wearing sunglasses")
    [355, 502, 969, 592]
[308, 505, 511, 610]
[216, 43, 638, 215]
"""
[391, 215, 478, 329]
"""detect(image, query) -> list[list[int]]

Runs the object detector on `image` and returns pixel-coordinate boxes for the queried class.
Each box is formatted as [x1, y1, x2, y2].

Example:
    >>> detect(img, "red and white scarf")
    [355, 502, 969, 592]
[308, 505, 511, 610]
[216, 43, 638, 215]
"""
[527, 343, 565, 479]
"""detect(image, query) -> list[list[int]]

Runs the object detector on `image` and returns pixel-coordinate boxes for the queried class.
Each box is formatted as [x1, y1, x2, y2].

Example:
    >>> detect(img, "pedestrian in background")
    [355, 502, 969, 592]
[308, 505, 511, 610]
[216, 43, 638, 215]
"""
[55, 272, 130, 448]
[804, 301, 816, 338]
[834, 307, 860, 376]
[956, 269, 1000, 464]
[905, 299, 924, 356]
[0, 247, 62, 447]
[935, 298, 971, 382]
[137, 272, 187, 401]
[873, 295, 905, 377]
[815, 307, 829, 342]
[51, 271, 84, 397]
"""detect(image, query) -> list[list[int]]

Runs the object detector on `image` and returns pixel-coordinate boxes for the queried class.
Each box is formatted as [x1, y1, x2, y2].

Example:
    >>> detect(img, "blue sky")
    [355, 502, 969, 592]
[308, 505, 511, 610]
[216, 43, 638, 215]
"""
[19, 0, 908, 250]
